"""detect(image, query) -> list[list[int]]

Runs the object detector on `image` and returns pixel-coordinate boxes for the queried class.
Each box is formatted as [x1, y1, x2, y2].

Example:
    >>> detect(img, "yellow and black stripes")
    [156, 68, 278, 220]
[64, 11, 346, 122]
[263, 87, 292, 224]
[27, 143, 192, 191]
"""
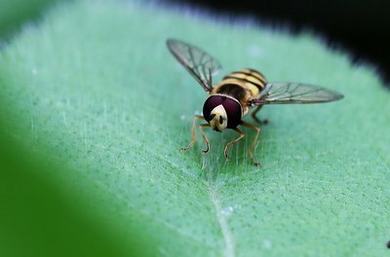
[224, 69, 266, 86]
[211, 68, 267, 115]
[213, 68, 267, 100]
[224, 68, 267, 91]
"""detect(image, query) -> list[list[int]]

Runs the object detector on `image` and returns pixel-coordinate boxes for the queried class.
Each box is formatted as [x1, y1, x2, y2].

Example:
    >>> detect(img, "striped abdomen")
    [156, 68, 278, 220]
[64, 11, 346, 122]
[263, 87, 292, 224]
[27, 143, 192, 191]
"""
[211, 68, 267, 114]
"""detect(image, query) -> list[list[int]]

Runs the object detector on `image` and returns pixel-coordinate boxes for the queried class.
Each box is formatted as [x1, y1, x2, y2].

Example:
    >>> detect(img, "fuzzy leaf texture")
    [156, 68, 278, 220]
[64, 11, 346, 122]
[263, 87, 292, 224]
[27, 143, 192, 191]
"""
[0, 1, 389, 257]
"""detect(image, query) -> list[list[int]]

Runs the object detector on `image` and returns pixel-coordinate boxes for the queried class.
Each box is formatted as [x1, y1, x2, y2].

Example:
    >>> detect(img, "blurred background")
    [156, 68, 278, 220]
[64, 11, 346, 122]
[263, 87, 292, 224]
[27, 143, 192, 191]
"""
[168, 0, 390, 85]
[0, 0, 57, 38]
[1, 0, 389, 84]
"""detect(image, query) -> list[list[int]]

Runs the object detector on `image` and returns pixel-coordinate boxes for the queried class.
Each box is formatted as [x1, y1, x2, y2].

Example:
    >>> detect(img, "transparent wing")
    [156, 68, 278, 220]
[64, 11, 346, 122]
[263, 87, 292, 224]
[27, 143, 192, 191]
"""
[251, 82, 344, 105]
[166, 38, 222, 92]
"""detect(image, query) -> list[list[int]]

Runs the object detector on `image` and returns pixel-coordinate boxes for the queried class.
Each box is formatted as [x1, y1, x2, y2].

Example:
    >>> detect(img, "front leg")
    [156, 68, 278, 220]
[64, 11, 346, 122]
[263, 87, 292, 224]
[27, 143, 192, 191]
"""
[181, 115, 203, 151]
[181, 115, 210, 153]
[199, 123, 210, 153]
[223, 128, 245, 160]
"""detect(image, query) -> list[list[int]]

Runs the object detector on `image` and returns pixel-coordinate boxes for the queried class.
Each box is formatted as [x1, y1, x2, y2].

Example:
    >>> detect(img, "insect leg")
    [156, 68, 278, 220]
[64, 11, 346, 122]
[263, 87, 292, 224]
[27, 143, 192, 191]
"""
[223, 128, 245, 160]
[181, 115, 204, 151]
[199, 123, 210, 153]
[251, 105, 268, 125]
[240, 121, 261, 166]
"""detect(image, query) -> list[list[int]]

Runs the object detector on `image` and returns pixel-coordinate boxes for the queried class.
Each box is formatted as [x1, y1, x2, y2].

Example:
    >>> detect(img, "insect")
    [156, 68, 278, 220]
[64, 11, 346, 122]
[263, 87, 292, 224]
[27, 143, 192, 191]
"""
[166, 38, 344, 166]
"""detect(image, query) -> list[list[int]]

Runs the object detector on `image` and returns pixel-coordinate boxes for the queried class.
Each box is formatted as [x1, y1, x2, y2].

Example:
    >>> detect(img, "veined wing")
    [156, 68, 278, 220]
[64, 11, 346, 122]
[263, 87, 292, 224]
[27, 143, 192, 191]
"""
[166, 38, 222, 92]
[251, 82, 344, 105]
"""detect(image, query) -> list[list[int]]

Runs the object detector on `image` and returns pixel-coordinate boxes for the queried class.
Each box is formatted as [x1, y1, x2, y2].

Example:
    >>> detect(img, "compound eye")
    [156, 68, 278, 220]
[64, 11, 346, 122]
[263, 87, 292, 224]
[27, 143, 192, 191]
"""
[219, 116, 223, 124]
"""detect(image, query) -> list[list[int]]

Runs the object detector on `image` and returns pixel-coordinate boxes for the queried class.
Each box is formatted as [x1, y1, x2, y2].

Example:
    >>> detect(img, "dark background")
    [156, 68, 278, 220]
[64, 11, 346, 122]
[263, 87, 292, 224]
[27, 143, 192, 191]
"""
[168, 0, 390, 86]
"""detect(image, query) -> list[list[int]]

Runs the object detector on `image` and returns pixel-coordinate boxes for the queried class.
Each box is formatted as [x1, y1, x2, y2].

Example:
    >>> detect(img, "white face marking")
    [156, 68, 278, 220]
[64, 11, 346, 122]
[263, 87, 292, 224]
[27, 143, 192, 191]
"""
[209, 104, 228, 131]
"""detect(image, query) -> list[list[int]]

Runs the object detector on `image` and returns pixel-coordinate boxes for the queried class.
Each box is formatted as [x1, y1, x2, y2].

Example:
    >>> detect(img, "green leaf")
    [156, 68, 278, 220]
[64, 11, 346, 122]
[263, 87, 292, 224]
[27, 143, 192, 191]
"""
[1, 1, 389, 256]
[0, 0, 58, 38]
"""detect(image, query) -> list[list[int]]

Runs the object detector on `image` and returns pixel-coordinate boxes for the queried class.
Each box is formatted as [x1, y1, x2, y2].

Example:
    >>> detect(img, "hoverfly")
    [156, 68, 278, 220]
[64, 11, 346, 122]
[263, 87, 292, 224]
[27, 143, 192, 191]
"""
[166, 38, 343, 166]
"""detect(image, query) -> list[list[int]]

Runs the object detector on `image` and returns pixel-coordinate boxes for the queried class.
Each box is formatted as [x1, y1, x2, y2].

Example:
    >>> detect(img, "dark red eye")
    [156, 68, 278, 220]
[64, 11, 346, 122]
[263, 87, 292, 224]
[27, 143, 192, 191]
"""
[203, 96, 224, 122]
[221, 98, 241, 128]
[203, 95, 242, 128]
[219, 116, 223, 124]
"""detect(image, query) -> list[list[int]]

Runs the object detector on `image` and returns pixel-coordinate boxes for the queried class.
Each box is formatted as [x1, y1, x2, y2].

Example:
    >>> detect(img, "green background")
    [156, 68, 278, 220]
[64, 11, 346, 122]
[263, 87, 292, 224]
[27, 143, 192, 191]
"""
[0, 0, 58, 39]
[0, 1, 389, 256]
